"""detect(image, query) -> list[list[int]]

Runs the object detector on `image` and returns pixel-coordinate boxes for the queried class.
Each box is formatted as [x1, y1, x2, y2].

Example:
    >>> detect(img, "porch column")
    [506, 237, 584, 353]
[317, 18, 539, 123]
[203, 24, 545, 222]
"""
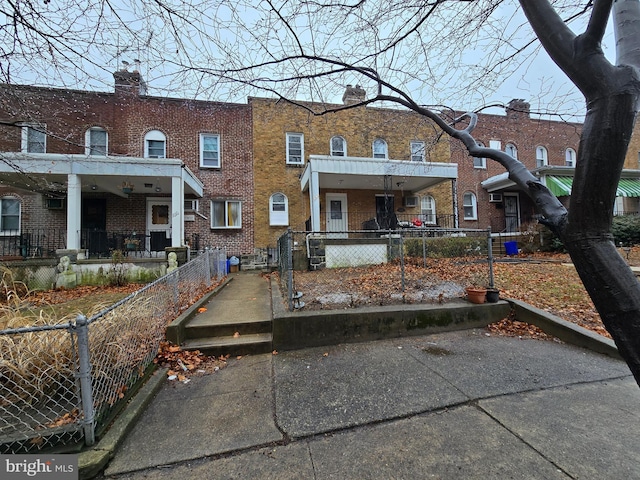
[310, 170, 321, 232]
[171, 176, 183, 247]
[66, 174, 82, 250]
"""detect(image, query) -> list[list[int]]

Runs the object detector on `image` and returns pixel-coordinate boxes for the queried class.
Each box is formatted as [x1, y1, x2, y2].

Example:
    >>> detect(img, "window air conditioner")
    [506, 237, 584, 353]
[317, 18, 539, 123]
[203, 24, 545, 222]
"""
[403, 196, 418, 207]
[489, 193, 503, 203]
[45, 198, 65, 209]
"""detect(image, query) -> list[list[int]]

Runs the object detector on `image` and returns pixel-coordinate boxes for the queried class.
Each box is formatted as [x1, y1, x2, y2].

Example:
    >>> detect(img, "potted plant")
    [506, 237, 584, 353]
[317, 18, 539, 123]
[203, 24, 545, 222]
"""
[124, 237, 140, 250]
[465, 273, 488, 304]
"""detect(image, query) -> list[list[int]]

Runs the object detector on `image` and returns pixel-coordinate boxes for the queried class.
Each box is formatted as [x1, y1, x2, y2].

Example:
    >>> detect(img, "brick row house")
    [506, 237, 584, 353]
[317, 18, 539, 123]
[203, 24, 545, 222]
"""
[0, 70, 254, 260]
[2, 73, 640, 268]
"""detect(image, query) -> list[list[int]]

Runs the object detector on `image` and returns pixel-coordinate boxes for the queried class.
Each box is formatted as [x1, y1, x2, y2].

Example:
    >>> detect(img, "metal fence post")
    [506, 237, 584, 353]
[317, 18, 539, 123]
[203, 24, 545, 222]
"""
[74, 314, 95, 446]
[400, 233, 405, 295]
[487, 227, 495, 288]
[204, 248, 212, 287]
[287, 229, 294, 311]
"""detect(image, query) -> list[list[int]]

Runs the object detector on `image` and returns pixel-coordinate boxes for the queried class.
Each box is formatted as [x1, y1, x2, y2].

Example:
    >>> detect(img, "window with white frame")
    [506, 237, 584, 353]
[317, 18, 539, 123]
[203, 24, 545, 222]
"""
[145, 130, 166, 158]
[505, 143, 518, 159]
[21, 124, 46, 153]
[286, 133, 304, 165]
[536, 146, 548, 167]
[200, 133, 221, 168]
[86, 127, 107, 155]
[473, 142, 486, 168]
[373, 138, 388, 159]
[463, 192, 477, 220]
[0, 197, 20, 233]
[211, 199, 242, 229]
[411, 141, 425, 162]
[565, 148, 576, 167]
[331, 136, 346, 157]
[421, 195, 436, 224]
[269, 193, 289, 226]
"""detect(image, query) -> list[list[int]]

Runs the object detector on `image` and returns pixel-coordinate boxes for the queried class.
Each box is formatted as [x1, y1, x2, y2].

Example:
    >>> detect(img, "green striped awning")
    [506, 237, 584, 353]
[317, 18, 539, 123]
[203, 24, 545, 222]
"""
[545, 176, 640, 197]
[545, 176, 573, 196]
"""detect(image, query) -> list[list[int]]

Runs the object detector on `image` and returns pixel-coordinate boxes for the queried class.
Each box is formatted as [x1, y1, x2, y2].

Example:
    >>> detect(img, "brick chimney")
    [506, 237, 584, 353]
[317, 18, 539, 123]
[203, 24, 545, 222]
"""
[113, 67, 147, 96]
[342, 84, 366, 105]
[506, 99, 530, 120]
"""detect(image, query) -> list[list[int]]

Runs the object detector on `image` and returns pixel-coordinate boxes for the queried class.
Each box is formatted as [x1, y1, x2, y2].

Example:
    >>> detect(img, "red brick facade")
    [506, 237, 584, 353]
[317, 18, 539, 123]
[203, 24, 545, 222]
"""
[451, 101, 582, 232]
[0, 72, 254, 257]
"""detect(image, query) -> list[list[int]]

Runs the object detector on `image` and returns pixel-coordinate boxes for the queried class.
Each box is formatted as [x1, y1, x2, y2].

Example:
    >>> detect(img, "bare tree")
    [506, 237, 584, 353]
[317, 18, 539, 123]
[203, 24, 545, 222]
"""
[4, 1, 640, 384]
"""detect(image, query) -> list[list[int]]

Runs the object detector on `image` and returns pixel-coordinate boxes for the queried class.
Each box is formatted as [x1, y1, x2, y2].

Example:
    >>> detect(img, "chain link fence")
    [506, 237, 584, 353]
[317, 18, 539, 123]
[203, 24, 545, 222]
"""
[277, 228, 495, 311]
[0, 247, 226, 454]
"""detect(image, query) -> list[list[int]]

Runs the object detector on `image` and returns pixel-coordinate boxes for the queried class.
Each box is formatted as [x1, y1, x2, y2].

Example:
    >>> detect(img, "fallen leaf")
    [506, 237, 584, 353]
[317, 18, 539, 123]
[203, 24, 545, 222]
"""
[198, 307, 207, 313]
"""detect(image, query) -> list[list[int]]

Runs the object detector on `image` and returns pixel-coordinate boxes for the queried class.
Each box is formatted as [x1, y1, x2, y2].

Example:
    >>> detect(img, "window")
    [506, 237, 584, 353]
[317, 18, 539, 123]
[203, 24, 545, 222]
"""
[0, 197, 20, 233]
[86, 127, 107, 155]
[505, 143, 518, 159]
[200, 133, 220, 168]
[286, 133, 304, 164]
[331, 136, 346, 157]
[411, 141, 425, 162]
[373, 138, 388, 159]
[421, 195, 436, 224]
[145, 130, 166, 158]
[269, 193, 289, 226]
[565, 148, 576, 167]
[463, 192, 477, 220]
[473, 142, 486, 168]
[536, 146, 548, 167]
[21, 125, 46, 153]
[211, 200, 242, 229]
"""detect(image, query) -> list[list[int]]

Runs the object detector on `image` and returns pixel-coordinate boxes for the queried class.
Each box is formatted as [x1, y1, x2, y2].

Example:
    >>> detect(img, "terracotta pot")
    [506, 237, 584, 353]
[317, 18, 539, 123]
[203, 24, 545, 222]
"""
[465, 287, 487, 304]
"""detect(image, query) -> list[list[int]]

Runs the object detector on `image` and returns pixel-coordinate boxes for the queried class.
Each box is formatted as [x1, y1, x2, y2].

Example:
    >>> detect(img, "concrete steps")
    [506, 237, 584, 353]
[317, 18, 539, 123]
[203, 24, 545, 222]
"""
[183, 332, 273, 357]
[179, 273, 274, 357]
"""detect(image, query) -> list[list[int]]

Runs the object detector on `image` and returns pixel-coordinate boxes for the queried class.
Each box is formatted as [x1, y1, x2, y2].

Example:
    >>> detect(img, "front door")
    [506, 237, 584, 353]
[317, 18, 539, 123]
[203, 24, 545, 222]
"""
[147, 199, 171, 252]
[504, 193, 520, 232]
[325, 193, 348, 237]
[82, 199, 108, 256]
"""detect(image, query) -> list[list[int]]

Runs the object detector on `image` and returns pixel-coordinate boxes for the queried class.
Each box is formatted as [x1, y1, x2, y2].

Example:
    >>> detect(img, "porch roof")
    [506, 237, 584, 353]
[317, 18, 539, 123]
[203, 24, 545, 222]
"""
[300, 155, 458, 193]
[481, 166, 640, 197]
[0, 152, 204, 197]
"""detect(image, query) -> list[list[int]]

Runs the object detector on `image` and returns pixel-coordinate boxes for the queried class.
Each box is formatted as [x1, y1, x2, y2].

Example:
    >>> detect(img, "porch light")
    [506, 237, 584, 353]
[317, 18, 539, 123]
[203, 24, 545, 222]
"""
[122, 181, 134, 194]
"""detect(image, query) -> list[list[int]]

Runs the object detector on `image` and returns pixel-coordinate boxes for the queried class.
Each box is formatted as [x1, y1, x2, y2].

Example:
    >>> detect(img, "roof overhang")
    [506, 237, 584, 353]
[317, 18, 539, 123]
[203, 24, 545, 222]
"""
[300, 155, 458, 193]
[0, 152, 204, 197]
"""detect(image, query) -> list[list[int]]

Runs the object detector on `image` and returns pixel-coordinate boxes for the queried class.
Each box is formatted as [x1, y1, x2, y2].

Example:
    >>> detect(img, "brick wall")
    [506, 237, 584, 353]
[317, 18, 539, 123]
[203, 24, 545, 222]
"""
[250, 97, 452, 248]
[0, 78, 254, 257]
[451, 106, 582, 231]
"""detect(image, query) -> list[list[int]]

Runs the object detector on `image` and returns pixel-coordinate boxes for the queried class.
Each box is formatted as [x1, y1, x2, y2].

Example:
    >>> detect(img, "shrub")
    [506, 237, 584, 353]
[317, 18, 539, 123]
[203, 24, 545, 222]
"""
[611, 214, 640, 246]
[404, 235, 486, 258]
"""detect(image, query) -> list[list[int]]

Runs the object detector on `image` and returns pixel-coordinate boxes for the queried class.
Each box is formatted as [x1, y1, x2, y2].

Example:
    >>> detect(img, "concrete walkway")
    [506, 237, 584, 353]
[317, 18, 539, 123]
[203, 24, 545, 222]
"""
[93, 272, 640, 479]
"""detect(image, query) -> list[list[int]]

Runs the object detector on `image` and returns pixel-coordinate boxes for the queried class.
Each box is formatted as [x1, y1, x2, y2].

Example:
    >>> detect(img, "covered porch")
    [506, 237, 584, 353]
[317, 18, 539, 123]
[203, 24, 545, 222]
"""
[0, 153, 204, 257]
[300, 155, 459, 233]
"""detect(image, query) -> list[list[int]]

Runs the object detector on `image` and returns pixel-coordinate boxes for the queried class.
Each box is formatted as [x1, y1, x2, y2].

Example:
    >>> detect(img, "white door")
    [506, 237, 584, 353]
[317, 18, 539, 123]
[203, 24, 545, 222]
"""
[325, 193, 348, 237]
[147, 199, 171, 253]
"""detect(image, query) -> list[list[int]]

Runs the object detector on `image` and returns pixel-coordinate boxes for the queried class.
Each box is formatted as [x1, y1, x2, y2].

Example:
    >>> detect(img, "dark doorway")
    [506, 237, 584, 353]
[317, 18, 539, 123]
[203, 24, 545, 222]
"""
[82, 198, 108, 256]
[376, 195, 398, 230]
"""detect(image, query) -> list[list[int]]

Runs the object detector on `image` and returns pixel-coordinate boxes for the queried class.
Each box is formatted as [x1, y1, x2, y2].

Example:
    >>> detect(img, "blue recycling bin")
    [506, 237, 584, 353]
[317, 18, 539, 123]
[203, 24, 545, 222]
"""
[504, 241, 518, 256]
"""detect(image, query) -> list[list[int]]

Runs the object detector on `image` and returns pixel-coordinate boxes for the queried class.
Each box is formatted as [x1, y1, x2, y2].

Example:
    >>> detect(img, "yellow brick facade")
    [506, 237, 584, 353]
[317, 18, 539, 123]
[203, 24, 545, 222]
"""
[250, 97, 452, 249]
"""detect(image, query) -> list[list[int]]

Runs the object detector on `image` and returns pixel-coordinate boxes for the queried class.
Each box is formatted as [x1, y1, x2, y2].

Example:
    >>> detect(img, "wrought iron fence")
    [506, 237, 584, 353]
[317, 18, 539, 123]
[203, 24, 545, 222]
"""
[277, 228, 495, 311]
[0, 247, 226, 454]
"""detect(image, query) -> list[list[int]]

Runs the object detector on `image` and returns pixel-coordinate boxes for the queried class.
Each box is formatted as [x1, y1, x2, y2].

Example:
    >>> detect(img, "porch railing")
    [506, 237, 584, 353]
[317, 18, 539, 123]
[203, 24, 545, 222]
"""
[0, 229, 66, 259]
[312, 211, 457, 231]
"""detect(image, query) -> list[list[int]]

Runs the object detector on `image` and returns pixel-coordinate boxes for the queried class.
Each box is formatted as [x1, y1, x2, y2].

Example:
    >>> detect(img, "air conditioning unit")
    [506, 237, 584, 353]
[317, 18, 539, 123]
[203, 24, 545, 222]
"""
[184, 199, 199, 211]
[489, 193, 503, 203]
[45, 198, 65, 209]
[403, 196, 418, 207]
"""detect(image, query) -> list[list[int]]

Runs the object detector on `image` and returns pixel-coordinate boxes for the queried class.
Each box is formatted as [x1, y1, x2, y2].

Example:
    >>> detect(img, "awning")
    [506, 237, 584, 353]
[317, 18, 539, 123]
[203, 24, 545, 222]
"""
[545, 175, 640, 197]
